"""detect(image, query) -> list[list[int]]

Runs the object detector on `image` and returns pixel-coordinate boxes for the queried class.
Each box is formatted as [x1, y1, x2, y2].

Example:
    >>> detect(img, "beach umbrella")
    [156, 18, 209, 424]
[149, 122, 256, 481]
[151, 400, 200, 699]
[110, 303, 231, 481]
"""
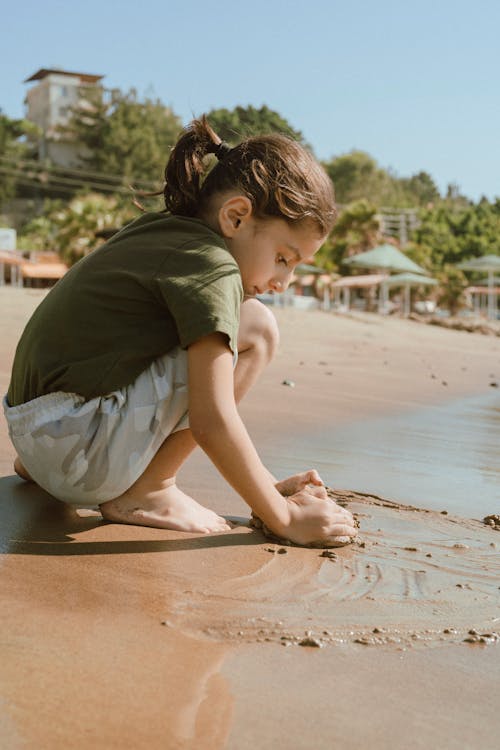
[342, 244, 427, 275]
[382, 272, 438, 317]
[458, 254, 500, 319]
[477, 276, 500, 285]
[343, 245, 427, 312]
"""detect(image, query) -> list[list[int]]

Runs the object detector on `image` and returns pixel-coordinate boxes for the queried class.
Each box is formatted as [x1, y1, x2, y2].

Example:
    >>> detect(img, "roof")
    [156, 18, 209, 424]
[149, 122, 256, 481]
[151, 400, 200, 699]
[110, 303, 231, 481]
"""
[294, 274, 316, 286]
[477, 276, 500, 285]
[25, 68, 103, 83]
[466, 286, 500, 295]
[382, 272, 438, 286]
[21, 262, 68, 279]
[459, 255, 500, 272]
[332, 273, 388, 288]
[343, 244, 427, 274]
[0, 251, 24, 266]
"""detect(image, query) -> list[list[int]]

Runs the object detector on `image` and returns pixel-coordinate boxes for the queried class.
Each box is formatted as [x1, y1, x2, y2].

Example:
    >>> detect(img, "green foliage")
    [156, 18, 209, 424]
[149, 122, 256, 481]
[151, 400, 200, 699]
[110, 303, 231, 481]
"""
[316, 199, 381, 271]
[60, 88, 183, 186]
[323, 151, 441, 208]
[0, 111, 40, 205]
[401, 200, 500, 312]
[18, 193, 138, 266]
[410, 201, 500, 269]
[318, 195, 500, 314]
[435, 265, 468, 315]
[324, 151, 382, 204]
[400, 172, 440, 206]
[403, 241, 434, 273]
[205, 105, 307, 145]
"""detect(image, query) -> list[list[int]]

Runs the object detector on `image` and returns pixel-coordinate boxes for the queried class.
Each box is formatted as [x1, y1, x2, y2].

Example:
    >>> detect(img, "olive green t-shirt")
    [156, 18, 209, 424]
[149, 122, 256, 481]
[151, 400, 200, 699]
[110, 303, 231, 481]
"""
[7, 213, 243, 405]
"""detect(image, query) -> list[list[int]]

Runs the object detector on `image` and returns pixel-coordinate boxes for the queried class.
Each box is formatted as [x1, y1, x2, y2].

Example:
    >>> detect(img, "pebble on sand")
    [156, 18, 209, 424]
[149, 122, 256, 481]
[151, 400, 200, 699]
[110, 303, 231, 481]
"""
[299, 636, 323, 648]
[483, 514, 500, 529]
[320, 550, 337, 559]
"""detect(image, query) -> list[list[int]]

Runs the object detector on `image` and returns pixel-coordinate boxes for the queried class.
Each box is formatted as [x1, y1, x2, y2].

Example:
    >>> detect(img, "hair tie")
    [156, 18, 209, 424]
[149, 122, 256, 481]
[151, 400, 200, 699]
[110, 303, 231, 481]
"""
[213, 141, 232, 161]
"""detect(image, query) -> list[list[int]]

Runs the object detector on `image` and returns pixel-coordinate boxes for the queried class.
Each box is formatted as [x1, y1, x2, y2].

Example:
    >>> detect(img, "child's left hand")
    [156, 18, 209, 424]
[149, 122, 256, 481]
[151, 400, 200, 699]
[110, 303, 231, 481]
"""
[275, 470, 327, 499]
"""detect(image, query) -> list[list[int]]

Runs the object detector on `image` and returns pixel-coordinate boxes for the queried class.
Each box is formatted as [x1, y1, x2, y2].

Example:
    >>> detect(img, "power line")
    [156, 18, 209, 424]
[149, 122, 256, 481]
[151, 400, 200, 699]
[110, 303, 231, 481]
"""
[0, 155, 160, 193]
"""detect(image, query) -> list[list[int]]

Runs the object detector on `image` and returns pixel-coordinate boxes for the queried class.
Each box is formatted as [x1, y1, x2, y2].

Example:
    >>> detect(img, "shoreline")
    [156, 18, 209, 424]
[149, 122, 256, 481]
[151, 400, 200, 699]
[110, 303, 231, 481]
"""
[1, 288, 499, 748]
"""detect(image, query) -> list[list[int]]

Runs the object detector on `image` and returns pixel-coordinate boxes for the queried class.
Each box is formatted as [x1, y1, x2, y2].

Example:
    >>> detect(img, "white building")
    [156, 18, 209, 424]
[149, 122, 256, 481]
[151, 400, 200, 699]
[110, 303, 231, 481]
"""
[24, 68, 103, 168]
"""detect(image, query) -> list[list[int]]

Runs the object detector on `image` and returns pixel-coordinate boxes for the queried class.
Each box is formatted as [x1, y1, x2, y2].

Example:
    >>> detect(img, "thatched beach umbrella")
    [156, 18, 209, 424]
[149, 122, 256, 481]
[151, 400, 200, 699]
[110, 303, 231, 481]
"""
[382, 272, 438, 317]
[458, 255, 500, 319]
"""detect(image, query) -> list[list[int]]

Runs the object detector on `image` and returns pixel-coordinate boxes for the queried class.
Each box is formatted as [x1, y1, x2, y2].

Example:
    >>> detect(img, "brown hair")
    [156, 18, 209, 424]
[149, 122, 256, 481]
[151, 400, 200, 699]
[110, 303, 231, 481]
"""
[163, 115, 337, 235]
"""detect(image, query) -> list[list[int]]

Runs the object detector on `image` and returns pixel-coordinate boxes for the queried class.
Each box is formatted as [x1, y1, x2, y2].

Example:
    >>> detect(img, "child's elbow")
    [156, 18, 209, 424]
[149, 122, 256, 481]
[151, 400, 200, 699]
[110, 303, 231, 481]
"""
[189, 411, 226, 448]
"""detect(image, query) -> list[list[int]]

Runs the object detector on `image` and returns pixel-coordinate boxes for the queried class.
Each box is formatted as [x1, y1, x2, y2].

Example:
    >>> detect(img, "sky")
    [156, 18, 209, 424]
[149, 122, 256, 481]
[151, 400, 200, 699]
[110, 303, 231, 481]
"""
[2, 0, 499, 202]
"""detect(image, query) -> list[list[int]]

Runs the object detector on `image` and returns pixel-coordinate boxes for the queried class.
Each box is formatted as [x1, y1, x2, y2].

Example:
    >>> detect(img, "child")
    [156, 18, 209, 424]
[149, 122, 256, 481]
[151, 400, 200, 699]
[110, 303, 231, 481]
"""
[4, 116, 357, 547]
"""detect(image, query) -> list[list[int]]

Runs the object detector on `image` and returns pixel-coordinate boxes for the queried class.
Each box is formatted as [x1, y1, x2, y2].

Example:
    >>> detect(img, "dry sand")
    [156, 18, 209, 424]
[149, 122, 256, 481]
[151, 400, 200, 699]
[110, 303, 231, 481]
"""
[1, 287, 499, 749]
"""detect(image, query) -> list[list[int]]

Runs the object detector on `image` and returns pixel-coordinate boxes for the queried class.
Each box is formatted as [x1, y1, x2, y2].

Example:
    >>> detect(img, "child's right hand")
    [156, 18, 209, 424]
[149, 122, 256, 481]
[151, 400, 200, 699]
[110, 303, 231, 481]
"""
[281, 490, 358, 547]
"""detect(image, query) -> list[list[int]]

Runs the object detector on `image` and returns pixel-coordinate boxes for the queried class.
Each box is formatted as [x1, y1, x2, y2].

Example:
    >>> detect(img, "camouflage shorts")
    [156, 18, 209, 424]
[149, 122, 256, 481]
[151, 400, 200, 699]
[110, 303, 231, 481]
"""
[3, 347, 190, 508]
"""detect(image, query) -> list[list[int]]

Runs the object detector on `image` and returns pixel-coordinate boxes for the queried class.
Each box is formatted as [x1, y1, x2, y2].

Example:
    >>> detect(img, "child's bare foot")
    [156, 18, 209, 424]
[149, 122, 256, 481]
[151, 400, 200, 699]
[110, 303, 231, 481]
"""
[99, 478, 232, 534]
[14, 456, 34, 482]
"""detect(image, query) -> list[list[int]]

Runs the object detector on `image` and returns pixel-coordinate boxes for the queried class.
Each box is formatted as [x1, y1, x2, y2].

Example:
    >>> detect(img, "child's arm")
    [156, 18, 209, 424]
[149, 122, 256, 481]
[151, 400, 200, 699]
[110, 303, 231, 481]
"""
[187, 334, 356, 546]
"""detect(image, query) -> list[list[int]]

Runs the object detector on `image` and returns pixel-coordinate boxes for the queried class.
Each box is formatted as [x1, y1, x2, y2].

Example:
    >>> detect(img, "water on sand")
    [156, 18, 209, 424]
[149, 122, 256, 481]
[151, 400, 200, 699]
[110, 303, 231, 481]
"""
[269, 392, 500, 519]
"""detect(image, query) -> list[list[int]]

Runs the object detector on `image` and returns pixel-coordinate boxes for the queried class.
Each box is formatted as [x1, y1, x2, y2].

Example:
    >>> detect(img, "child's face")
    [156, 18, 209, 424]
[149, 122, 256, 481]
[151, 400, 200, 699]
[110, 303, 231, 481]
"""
[227, 216, 325, 298]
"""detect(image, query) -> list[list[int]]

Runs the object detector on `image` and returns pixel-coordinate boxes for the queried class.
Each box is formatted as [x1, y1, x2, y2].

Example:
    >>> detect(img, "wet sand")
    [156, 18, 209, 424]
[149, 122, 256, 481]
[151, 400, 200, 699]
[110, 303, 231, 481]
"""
[1, 288, 499, 749]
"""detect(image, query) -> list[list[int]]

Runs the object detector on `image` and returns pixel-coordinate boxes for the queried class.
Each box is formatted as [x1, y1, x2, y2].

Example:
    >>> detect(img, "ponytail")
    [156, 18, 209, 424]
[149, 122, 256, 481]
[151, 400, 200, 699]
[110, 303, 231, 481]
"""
[163, 116, 223, 216]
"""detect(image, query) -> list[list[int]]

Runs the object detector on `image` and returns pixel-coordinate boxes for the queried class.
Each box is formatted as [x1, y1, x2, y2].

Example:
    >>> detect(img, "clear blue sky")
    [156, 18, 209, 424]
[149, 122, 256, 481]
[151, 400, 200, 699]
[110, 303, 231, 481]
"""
[3, 0, 499, 202]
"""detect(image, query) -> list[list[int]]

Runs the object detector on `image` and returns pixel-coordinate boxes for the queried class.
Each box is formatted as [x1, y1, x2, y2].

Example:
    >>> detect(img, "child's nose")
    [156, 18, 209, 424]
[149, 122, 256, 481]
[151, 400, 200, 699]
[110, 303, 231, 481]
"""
[270, 279, 286, 293]
[271, 270, 292, 293]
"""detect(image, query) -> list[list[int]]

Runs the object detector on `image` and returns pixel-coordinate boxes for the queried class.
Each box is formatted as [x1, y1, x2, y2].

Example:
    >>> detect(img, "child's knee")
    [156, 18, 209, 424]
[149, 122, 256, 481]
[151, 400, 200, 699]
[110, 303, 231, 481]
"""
[259, 305, 280, 362]
[239, 298, 280, 363]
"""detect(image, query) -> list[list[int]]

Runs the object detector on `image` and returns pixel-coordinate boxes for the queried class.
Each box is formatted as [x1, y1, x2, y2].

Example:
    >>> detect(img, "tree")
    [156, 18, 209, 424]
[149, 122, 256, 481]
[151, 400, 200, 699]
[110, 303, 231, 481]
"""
[0, 112, 40, 206]
[205, 105, 307, 146]
[61, 88, 183, 187]
[324, 150, 415, 207]
[410, 200, 500, 271]
[324, 151, 381, 205]
[436, 265, 468, 316]
[18, 193, 138, 266]
[316, 199, 382, 271]
[324, 152, 443, 209]
[403, 240, 434, 273]
[400, 171, 440, 207]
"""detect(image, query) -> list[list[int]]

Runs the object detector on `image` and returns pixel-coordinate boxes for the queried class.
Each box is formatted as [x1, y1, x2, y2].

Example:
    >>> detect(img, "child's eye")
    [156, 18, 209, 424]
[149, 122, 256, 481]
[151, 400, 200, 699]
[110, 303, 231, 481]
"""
[277, 255, 288, 266]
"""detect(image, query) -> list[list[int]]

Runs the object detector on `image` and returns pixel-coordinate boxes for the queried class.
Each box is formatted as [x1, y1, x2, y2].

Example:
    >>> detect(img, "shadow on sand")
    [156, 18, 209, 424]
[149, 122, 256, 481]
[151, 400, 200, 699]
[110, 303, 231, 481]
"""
[0, 475, 258, 556]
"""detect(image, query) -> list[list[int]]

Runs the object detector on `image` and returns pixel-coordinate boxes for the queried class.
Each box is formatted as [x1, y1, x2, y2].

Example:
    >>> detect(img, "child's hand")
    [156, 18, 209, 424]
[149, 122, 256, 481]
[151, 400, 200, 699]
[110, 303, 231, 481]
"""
[282, 489, 358, 547]
[275, 469, 327, 499]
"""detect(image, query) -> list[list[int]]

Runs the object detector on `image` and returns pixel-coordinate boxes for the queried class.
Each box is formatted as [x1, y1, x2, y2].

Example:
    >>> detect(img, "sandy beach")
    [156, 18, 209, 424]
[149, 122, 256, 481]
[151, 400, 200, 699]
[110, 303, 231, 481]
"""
[1, 287, 499, 749]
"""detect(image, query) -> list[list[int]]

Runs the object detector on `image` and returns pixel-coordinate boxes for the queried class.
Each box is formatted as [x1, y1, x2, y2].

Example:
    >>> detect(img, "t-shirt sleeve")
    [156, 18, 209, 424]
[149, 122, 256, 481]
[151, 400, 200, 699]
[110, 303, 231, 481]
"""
[154, 243, 243, 354]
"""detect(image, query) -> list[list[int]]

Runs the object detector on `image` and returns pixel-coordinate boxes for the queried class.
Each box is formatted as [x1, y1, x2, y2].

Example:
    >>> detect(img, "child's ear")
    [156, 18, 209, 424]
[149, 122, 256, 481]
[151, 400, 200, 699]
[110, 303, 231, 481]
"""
[218, 196, 253, 237]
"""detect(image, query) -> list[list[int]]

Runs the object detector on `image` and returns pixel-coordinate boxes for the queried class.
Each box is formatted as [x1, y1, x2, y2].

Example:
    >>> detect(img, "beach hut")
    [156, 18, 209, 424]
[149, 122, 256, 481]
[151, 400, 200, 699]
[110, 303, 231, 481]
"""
[458, 255, 500, 320]
[381, 272, 438, 317]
